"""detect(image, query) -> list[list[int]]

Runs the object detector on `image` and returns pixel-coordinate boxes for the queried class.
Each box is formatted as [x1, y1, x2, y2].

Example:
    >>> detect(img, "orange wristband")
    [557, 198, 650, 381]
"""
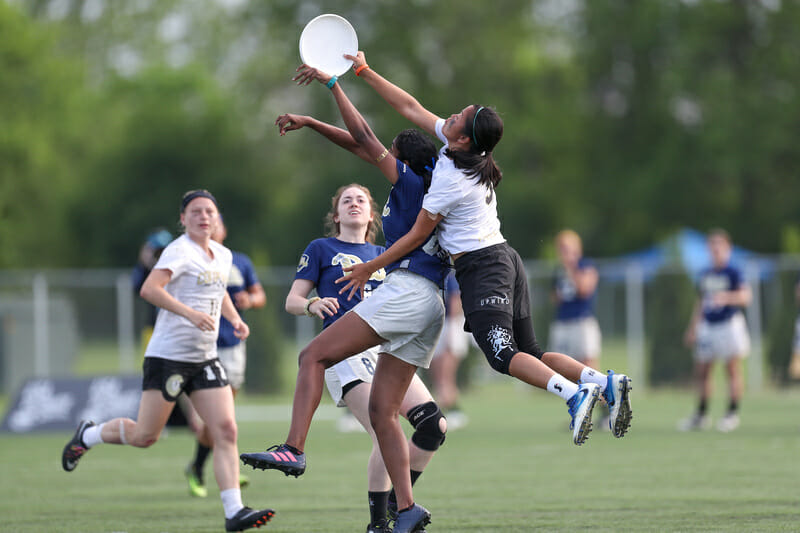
[355, 64, 370, 77]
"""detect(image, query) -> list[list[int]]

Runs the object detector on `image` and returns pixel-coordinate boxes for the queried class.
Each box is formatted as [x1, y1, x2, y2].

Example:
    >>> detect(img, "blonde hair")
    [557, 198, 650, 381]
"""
[707, 228, 731, 245]
[324, 183, 382, 243]
[555, 229, 583, 254]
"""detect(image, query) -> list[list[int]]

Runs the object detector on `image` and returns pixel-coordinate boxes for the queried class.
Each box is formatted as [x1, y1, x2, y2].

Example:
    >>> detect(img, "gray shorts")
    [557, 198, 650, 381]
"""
[352, 269, 445, 369]
[695, 313, 750, 362]
[324, 347, 379, 407]
[549, 316, 602, 362]
[217, 342, 246, 390]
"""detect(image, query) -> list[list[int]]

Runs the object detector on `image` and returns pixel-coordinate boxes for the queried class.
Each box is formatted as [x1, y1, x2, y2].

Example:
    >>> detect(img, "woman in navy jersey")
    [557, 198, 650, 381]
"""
[680, 229, 751, 432]
[336, 51, 633, 462]
[241, 67, 448, 533]
[549, 230, 602, 371]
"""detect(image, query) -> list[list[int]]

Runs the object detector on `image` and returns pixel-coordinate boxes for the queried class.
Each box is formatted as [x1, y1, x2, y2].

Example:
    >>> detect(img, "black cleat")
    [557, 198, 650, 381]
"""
[240, 444, 306, 477]
[61, 420, 95, 472]
[366, 521, 391, 533]
[392, 503, 431, 533]
[225, 506, 275, 532]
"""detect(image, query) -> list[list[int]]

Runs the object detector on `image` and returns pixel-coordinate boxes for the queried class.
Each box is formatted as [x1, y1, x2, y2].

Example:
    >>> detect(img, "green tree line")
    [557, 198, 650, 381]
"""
[2, 0, 799, 269]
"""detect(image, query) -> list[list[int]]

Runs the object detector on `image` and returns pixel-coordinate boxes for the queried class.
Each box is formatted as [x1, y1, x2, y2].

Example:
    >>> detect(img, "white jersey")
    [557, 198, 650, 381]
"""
[421, 118, 505, 255]
[145, 234, 232, 363]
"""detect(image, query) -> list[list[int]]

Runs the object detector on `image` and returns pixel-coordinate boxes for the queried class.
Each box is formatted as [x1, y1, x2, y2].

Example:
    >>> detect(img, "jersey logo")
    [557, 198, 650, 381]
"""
[297, 254, 309, 273]
[382, 198, 390, 217]
[332, 253, 386, 282]
[196, 270, 226, 288]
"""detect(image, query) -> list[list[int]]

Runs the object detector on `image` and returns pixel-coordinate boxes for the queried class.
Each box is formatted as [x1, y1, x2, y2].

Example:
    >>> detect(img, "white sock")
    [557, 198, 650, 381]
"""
[221, 488, 244, 519]
[580, 367, 608, 391]
[81, 423, 105, 448]
[546, 375, 579, 401]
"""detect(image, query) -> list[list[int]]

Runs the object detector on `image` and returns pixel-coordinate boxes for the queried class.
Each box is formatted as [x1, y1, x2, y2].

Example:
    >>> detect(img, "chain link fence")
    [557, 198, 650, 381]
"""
[2, 255, 799, 396]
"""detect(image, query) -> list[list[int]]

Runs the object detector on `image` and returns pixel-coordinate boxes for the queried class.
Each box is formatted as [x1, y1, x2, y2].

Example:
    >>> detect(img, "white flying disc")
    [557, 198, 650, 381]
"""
[299, 14, 358, 77]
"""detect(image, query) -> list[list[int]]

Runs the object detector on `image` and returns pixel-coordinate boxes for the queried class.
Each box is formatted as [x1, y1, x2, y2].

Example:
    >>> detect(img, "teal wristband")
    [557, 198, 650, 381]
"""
[326, 75, 338, 89]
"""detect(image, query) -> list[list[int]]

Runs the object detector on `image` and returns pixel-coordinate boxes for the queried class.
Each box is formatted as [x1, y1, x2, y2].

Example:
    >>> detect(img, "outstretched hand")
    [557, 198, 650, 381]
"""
[345, 51, 367, 73]
[292, 64, 333, 86]
[335, 261, 375, 301]
[275, 113, 307, 136]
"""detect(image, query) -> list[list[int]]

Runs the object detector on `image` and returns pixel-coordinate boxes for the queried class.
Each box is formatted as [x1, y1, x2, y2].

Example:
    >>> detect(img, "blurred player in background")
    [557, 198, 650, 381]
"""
[61, 190, 274, 532]
[429, 270, 471, 429]
[132, 228, 173, 348]
[183, 215, 266, 498]
[549, 230, 601, 371]
[789, 276, 800, 380]
[548, 230, 607, 427]
[680, 229, 751, 433]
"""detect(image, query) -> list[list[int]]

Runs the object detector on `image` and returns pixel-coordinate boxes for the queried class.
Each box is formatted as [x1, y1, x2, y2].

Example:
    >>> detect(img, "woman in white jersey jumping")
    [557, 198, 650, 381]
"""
[61, 190, 274, 533]
[335, 51, 633, 451]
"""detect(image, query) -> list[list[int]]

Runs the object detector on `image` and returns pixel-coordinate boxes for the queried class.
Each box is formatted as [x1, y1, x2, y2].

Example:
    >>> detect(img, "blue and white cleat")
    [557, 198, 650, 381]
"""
[567, 382, 600, 445]
[603, 371, 632, 438]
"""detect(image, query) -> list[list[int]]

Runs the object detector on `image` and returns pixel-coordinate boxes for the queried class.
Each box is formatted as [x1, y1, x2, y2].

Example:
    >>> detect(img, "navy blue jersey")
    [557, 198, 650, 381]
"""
[295, 237, 386, 329]
[382, 160, 448, 288]
[698, 264, 744, 323]
[553, 257, 596, 321]
[218, 251, 260, 348]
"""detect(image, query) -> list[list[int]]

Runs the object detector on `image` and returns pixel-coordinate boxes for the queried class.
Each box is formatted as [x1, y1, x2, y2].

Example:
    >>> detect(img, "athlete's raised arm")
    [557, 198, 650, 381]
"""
[291, 64, 400, 184]
[345, 51, 440, 137]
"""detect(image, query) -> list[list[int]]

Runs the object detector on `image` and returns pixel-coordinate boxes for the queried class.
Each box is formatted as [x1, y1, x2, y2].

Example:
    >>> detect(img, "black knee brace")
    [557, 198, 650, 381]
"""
[407, 401, 446, 451]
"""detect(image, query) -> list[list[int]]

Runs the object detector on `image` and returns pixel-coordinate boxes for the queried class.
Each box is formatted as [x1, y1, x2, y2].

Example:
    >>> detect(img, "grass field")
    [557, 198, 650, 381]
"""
[1, 377, 799, 532]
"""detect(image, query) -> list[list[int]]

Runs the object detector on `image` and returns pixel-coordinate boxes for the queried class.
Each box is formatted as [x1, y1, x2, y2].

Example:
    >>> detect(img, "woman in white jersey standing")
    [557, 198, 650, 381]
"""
[61, 190, 274, 533]
[335, 51, 633, 450]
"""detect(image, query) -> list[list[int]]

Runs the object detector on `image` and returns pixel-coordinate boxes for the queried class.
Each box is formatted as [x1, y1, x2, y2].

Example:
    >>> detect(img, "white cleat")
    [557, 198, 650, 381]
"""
[567, 382, 600, 445]
[603, 371, 633, 438]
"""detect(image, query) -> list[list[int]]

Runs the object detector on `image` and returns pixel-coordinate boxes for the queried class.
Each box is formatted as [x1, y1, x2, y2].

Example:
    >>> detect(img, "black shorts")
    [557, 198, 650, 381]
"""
[142, 357, 229, 402]
[454, 242, 531, 330]
[454, 242, 541, 373]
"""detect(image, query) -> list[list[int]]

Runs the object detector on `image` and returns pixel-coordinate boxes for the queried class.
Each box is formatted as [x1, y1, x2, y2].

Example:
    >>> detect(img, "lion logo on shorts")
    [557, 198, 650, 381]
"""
[165, 374, 184, 399]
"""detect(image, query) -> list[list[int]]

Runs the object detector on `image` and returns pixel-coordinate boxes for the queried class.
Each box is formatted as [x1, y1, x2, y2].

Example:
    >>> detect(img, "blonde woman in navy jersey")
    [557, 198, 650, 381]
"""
[61, 190, 274, 532]
[241, 66, 449, 533]
[338, 51, 633, 458]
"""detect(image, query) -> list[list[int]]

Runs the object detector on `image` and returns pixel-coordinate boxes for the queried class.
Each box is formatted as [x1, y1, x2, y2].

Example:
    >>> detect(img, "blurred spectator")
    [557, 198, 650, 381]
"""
[132, 228, 173, 348]
[680, 229, 751, 433]
[549, 230, 602, 371]
[790, 277, 800, 379]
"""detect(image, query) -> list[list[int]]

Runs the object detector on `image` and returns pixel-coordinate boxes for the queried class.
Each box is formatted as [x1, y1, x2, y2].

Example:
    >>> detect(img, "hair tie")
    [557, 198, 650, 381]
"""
[181, 189, 217, 212]
[424, 157, 437, 172]
[472, 106, 485, 149]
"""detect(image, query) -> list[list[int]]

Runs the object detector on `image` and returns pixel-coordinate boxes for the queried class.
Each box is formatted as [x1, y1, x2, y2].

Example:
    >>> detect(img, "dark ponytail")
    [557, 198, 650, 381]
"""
[445, 105, 503, 188]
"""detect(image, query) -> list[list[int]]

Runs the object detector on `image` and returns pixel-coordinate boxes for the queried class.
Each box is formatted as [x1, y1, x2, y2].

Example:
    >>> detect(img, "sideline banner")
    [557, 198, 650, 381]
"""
[1, 375, 142, 433]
